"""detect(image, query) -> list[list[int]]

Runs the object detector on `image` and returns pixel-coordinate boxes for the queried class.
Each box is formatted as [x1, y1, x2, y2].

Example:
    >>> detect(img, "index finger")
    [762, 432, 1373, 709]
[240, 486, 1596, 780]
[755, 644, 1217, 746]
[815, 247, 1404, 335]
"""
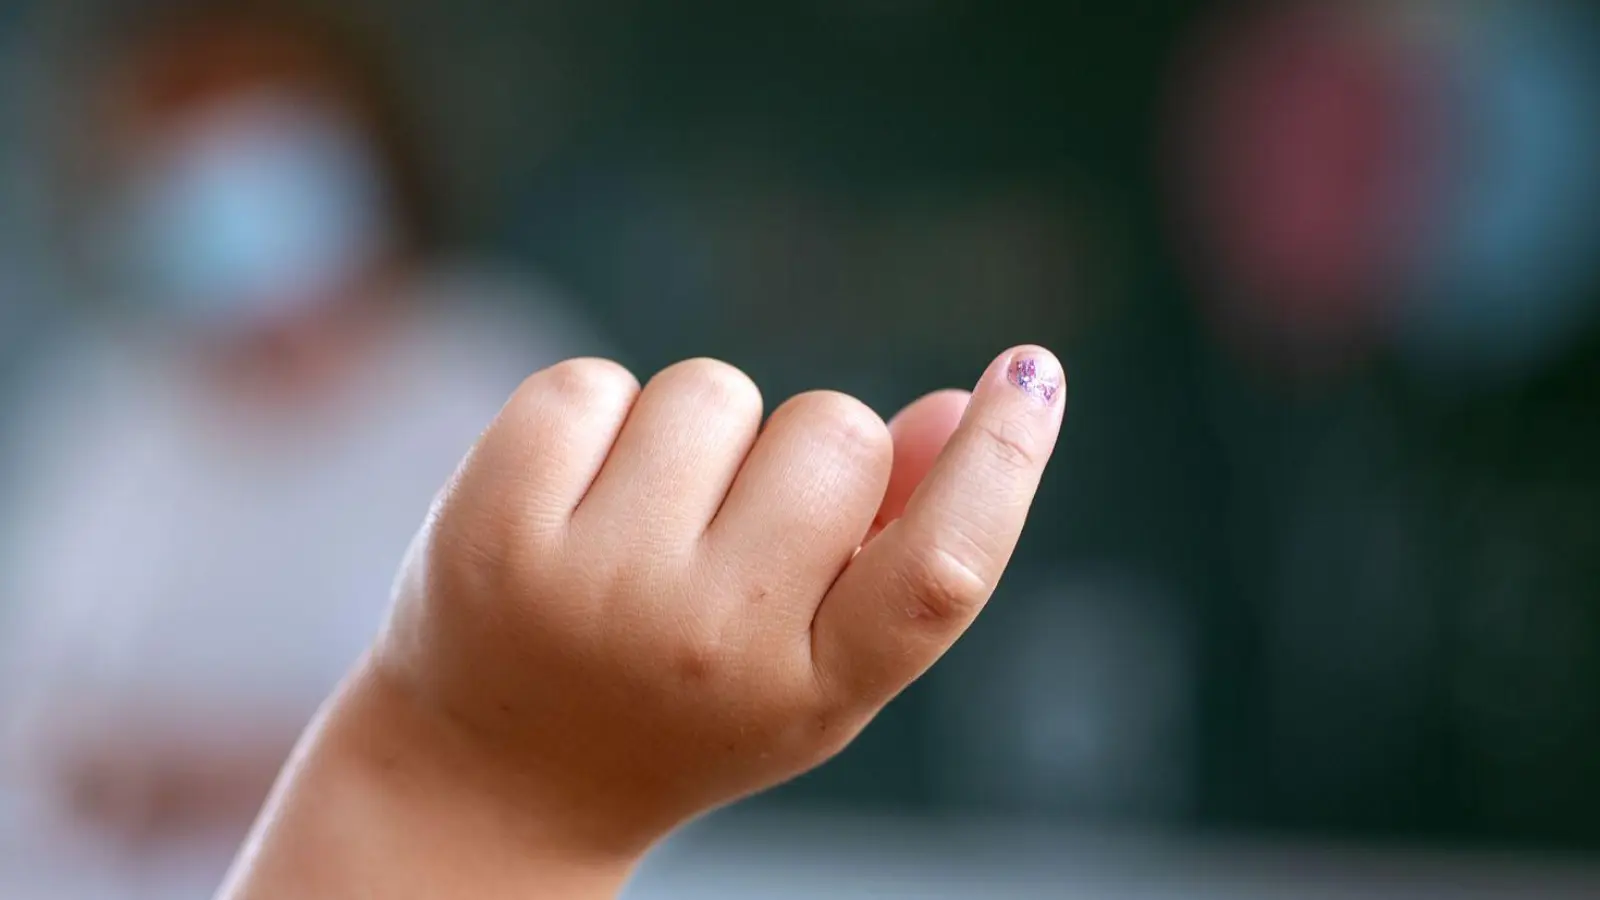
[809, 346, 1064, 708]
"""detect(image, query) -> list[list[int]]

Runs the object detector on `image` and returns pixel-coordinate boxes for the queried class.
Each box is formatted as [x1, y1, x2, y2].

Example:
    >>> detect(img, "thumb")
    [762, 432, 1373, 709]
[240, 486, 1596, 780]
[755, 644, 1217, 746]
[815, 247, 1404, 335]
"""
[810, 346, 1064, 708]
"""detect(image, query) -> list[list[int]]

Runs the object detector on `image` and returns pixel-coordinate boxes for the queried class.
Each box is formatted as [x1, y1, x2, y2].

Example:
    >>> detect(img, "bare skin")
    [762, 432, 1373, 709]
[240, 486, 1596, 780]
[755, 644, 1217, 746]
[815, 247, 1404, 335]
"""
[219, 345, 1066, 899]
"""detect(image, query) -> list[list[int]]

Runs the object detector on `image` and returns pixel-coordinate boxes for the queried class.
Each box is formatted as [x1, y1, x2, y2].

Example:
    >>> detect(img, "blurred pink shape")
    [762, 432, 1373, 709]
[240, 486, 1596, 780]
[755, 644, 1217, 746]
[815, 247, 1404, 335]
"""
[1171, 4, 1431, 369]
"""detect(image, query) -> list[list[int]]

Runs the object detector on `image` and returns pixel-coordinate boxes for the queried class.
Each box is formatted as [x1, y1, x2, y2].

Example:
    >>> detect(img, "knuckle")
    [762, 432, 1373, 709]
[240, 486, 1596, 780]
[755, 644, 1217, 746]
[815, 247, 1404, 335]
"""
[603, 540, 682, 594]
[785, 391, 890, 460]
[667, 622, 727, 685]
[977, 415, 1040, 471]
[662, 357, 761, 413]
[899, 544, 991, 624]
[514, 357, 637, 413]
[548, 357, 639, 406]
[671, 642, 719, 684]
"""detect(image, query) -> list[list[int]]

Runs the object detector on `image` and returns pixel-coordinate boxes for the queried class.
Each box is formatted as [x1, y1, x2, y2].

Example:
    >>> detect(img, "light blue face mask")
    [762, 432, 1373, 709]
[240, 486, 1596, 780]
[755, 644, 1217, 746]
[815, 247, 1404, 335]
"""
[102, 92, 394, 333]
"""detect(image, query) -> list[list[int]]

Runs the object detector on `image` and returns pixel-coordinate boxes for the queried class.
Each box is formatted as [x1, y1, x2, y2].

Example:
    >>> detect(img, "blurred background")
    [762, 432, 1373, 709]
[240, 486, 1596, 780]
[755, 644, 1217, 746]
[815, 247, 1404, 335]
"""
[1, 0, 1598, 897]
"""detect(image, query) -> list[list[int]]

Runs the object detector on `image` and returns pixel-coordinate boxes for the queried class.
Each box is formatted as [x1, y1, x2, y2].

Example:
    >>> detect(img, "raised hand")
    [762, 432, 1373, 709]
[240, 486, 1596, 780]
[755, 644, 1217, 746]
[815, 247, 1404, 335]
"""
[222, 347, 1064, 899]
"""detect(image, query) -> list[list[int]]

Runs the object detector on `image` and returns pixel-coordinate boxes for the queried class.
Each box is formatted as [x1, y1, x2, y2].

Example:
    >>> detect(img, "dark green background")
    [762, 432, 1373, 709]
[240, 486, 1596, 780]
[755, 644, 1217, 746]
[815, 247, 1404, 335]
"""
[6, 0, 1598, 854]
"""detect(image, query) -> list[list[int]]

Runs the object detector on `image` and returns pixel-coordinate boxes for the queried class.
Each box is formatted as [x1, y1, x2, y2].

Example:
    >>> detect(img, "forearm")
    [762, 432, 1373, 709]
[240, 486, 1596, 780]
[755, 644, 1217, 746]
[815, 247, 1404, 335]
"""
[218, 657, 641, 900]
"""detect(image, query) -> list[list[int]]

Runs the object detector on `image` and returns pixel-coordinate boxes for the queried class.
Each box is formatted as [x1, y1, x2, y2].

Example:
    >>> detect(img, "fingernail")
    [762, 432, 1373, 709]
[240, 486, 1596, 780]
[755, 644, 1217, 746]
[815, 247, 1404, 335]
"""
[1006, 355, 1061, 404]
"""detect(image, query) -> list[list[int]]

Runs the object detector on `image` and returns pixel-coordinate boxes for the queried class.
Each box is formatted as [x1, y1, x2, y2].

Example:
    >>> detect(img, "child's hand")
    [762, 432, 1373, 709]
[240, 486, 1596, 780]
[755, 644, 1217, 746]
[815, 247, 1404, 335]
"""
[224, 347, 1063, 898]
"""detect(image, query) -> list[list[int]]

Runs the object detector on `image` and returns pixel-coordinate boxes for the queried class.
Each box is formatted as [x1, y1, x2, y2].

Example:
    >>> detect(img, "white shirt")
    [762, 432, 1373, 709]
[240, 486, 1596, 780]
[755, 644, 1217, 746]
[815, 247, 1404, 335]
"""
[0, 267, 598, 898]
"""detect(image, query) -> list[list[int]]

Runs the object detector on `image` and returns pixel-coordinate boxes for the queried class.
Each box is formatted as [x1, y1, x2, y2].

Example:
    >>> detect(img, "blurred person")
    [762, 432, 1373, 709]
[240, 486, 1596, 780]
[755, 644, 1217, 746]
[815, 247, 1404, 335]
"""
[0, 3, 598, 895]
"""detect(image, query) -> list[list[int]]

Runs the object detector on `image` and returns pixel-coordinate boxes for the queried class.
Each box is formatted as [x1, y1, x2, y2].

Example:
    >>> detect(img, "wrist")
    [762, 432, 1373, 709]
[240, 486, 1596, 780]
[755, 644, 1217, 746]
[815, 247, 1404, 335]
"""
[221, 656, 644, 899]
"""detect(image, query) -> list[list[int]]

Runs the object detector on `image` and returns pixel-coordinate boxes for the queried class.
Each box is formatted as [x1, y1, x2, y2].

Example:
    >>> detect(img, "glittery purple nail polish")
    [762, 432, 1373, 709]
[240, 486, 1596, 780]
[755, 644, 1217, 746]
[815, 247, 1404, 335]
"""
[1007, 356, 1060, 404]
